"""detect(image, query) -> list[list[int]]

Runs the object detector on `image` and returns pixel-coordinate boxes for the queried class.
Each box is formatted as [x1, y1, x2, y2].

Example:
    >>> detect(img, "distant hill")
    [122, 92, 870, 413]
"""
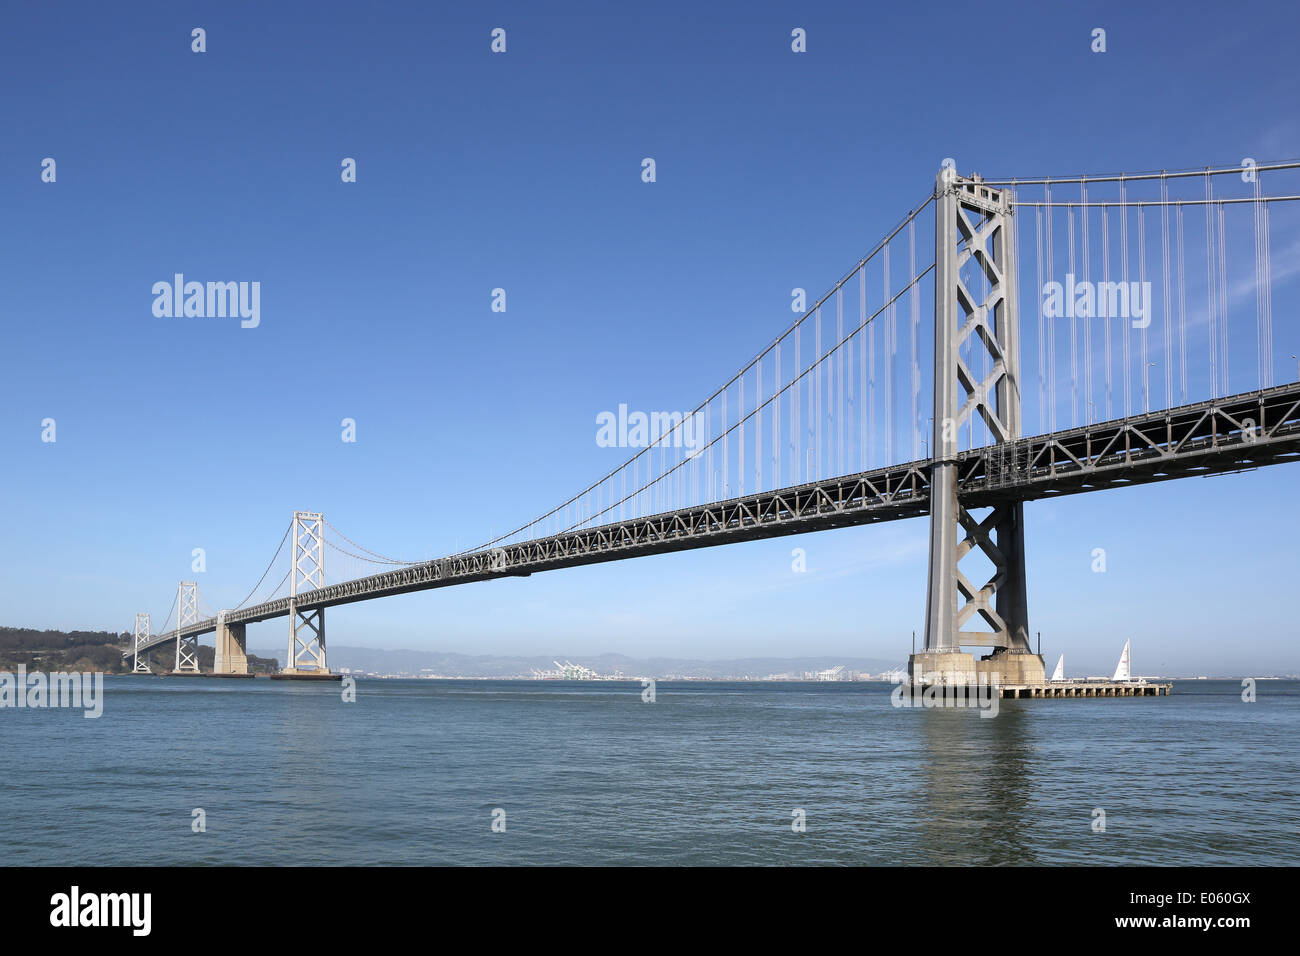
[251, 645, 902, 679]
[0, 625, 131, 673]
[0, 625, 277, 674]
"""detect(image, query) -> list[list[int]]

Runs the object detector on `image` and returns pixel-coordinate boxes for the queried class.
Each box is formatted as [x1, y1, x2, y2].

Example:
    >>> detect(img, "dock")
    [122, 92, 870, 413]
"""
[1000, 681, 1171, 698]
[268, 672, 342, 682]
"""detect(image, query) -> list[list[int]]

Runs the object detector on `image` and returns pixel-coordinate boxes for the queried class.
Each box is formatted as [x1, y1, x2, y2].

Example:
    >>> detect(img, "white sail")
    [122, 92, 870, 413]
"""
[1112, 639, 1131, 682]
[1050, 654, 1064, 682]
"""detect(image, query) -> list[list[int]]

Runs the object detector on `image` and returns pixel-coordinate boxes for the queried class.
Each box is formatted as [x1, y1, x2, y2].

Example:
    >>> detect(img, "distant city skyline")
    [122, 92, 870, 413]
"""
[295, 645, 1297, 682]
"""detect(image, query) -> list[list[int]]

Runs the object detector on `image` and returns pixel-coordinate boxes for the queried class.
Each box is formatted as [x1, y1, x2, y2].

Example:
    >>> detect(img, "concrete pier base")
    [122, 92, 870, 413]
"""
[214, 619, 248, 675]
[909, 649, 1047, 687]
[976, 649, 1046, 686]
[907, 651, 977, 686]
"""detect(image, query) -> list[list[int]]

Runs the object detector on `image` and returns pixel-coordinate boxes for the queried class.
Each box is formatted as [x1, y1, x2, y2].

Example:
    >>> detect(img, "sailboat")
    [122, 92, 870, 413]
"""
[1111, 639, 1144, 683]
[1050, 654, 1065, 682]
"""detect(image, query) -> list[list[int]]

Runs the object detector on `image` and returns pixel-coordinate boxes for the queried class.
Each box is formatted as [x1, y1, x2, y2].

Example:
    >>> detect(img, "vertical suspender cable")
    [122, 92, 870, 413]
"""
[1120, 175, 1131, 416]
[1177, 204, 1188, 403]
[822, 320, 831, 480]
[704, 400, 711, 505]
[1138, 204, 1148, 412]
[845, 280, 853, 471]
[1161, 174, 1173, 410]
[814, 307, 822, 479]
[774, 345, 781, 489]
[1262, 177, 1274, 386]
[756, 359, 762, 492]
[1253, 173, 1265, 388]
[1205, 171, 1218, 399]
[1217, 201, 1229, 395]
[884, 245, 892, 464]
[1045, 180, 1056, 431]
[739, 367, 745, 497]
[1068, 202, 1078, 426]
[1035, 202, 1045, 434]
[1103, 203, 1112, 419]
[910, 220, 919, 459]
[837, 287, 845, 475]
[785, 327, 795, 481]
[864, 266, 872, 469]
[804, 320, 811, 480]
[723, 389, 728, 497]
[1081, 180, 1092, 419]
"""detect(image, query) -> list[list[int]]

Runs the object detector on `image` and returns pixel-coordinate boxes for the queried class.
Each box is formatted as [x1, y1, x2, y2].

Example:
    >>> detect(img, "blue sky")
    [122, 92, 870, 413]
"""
[2, 0, 1298, 674]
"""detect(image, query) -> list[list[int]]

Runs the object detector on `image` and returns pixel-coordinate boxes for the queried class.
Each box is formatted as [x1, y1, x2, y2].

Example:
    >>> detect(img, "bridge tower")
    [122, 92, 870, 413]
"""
[132, 612, 152, 674]
[172, 581, 200, 673]
[911, 170, 1045, 688]
[284, 510, 329, 675]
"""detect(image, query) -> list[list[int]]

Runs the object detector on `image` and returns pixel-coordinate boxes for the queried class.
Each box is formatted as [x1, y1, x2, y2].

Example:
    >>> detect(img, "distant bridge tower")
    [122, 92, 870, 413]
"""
[172, 581, 200, 673]
[911, 170, 1044, 687]
[132, 612, 152, 674]
[285, 510, 329, 675]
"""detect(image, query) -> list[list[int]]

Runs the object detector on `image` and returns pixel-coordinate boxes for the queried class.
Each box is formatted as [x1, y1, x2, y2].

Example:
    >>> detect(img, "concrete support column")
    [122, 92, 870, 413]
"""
[214, 616, 248, 675]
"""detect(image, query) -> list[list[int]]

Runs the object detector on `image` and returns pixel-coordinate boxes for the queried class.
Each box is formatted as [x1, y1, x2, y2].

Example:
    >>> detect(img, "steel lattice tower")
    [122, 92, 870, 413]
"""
[286, 511, 328, 674]
[912, 170, 1043, 687]
[173, 581, 200, 673]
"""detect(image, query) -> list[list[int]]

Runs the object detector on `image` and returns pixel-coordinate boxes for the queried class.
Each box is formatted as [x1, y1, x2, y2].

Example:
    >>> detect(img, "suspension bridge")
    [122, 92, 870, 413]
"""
[126, 160, 1300, 684]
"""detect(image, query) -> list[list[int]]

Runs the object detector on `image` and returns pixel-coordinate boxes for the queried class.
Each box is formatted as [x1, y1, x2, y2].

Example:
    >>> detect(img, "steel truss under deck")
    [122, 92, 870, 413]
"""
[127, 381, 1300, 657]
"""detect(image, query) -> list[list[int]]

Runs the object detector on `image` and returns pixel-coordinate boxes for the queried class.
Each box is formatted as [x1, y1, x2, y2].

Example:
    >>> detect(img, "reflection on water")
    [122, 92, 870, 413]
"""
[916, 702, 1037, 864]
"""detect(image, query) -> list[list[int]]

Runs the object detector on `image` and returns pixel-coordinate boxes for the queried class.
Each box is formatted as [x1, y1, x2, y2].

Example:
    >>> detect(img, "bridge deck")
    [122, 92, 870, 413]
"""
[130, 382, 1300, 654]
